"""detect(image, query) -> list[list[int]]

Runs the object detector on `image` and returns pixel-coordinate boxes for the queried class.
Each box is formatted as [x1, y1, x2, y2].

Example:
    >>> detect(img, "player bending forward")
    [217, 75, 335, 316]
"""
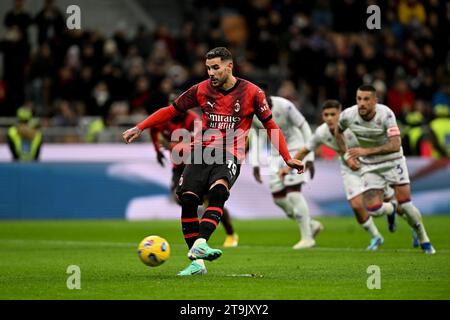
[280, 100, 392, 250]
[335, 85, 435, 254]
[250, 94, 323, 249]
[123, 47, 304, 275]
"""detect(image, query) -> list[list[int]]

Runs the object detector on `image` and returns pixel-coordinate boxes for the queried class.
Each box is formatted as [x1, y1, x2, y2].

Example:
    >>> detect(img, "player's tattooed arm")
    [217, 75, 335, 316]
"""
[334, 126, 347, 155]
[348, 136, 401, 158]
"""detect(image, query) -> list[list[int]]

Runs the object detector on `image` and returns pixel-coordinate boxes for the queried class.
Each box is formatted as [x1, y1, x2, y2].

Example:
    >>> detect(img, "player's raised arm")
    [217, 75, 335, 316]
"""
[122, 105, 181, 144]
[123, 84, 199, 144]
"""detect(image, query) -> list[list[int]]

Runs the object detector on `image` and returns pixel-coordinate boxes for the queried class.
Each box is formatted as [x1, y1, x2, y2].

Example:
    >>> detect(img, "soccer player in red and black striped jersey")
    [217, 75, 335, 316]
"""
[123, 47, 304, 276]
[150, 92, 240, 248]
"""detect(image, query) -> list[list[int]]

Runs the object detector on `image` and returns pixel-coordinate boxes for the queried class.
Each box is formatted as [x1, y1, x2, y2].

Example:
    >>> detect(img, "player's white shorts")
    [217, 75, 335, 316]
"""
[360, 156, 410, 193]
[341, 163, 394, 200]
[268, 153, 306, 193]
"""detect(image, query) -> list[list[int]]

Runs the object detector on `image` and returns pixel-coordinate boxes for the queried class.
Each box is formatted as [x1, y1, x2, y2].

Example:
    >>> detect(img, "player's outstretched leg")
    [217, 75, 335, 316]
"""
[399, 200, 436, 254]
[188, 184, 227, 261]
[397, 211, 420, 248]
[395, 185, 436, 254]
[177, 192, 207, 276]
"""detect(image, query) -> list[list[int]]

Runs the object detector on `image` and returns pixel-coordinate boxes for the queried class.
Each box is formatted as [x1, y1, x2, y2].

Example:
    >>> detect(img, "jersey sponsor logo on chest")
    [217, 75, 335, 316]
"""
[207, 113, 241, 129]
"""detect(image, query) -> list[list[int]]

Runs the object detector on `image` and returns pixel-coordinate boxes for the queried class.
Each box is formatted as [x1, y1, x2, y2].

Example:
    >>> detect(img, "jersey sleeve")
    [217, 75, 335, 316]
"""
[287, 104, 305, 127]
[253, 89, 272, 123]
[185, 112, 200, 132]
[173, 85, 199, 112]
[306, 130, 321, 152]
[385, 109, 401, 137]
[338, 110, 349, 131]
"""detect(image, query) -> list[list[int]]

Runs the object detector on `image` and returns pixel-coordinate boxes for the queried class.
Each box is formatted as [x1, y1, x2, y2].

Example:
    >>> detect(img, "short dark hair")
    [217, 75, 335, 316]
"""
[357, 84, 377, 93]
[205, 47, 233, 61]
[322, 99, 342, 111]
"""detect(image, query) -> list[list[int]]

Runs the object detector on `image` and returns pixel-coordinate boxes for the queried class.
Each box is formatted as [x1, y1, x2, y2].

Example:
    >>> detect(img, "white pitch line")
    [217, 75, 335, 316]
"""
[0, 239, 447, 253]
[0, 239, 136, 248]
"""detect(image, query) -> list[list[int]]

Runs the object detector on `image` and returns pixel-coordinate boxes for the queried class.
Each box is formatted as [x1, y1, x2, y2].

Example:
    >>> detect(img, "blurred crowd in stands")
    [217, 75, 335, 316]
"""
[0, 0, 449, 157]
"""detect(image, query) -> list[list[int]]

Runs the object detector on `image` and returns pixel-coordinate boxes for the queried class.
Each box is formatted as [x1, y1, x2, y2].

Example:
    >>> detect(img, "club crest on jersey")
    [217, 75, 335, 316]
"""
[234, 100, 241, 113]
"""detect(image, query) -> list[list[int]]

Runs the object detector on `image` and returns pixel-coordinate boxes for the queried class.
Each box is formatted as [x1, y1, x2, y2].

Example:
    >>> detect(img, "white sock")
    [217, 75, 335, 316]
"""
[274, 197, 294, 219]
[287, 192, 313, 241]
[398, 212, 418, 235]
[193, 238, 206, 247]
[361, 217, 381, 238]
[310, 219, 321, 231]
[368, 202, 394, 217]
[195, 259, 205, 268]
[400, 202, 430, 243]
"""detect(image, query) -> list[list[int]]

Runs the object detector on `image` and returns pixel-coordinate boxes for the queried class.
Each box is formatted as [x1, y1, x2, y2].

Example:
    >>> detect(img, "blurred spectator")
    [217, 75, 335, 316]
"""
[387, 78, 415, 117]
[432, 84, 450, 108]
[34, 0, 65, 45]
[4, 0, 32, 46]
[132, 25, 153, 59]
[401, 110, 427, 156]
[0, 0, 447, 147]
[0, 81, 6, 113]
[429, 104, 450, 159]
[398, 0, 426, 27]
[0, 26, 29, 115]
[52, 100, 79, 127]
[7, 106, 43, 161]
[87, 81, 113, 117]
[28, 43, 56, 116]
[130, 76, 152, 115]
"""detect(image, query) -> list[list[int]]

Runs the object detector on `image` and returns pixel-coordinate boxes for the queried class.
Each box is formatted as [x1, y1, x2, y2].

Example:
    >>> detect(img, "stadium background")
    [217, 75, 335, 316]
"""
[0, 0, 449, 220]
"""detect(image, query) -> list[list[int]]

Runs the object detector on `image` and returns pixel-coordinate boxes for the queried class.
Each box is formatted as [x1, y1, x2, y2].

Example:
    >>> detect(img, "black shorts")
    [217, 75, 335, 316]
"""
[171, 165, 185, 193]
[176, 149, 241, 200]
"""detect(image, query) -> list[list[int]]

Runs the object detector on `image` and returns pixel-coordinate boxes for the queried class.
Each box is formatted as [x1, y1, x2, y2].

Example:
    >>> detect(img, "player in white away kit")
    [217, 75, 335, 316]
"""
[335, 85, 436, 254]
[280, 100, 390, 250]
[250, 95, 323, 249]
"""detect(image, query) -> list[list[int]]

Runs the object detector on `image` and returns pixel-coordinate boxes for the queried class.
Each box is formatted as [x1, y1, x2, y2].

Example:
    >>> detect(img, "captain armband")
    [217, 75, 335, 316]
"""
[387, 126, 401, 137]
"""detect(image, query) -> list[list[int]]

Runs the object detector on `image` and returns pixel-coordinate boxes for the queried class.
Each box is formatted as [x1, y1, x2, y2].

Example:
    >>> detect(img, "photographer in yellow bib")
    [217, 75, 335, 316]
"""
[7, 107, 42, 162]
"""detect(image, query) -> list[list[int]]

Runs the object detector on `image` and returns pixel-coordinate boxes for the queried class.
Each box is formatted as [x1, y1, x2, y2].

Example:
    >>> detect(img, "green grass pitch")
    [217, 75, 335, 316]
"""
[1, 216, 449, 300]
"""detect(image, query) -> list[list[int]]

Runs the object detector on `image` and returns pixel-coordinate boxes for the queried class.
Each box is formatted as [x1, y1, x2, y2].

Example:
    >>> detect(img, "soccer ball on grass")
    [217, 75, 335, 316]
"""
[137, 235, 171, 267]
